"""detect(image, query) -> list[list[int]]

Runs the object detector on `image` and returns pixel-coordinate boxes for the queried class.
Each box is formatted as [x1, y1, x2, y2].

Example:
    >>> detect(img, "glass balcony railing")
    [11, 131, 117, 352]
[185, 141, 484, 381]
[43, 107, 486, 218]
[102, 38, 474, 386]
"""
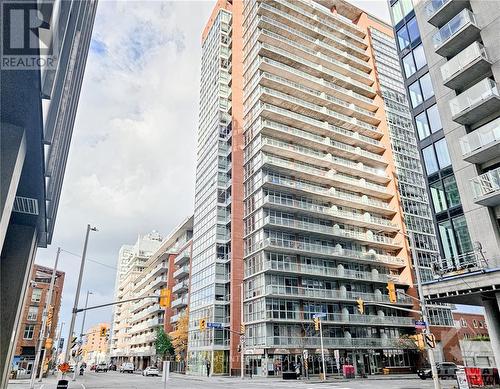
[471, 167, 500, 200]
[433, 9, 476, 49]
[441, 42, 488, 83]
[450, 78, 499, 117]
[252, 336, 416, 349]
[460, 116, 500, 157]
[425, 0, 452, 18]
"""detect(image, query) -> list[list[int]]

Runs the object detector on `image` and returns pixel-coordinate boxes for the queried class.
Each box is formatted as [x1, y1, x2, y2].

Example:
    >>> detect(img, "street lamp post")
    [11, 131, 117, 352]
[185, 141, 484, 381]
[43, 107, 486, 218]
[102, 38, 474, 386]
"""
[64, 225, 97, 368]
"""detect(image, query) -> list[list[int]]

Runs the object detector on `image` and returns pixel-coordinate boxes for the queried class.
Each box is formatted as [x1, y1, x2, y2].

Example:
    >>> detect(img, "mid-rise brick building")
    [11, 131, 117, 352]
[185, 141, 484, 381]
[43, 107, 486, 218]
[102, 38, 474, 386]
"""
[12, 264, 65, 377]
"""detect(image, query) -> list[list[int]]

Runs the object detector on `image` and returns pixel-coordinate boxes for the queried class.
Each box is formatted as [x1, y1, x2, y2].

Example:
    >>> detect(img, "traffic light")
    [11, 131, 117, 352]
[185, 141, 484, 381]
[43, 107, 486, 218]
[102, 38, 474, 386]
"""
[356, 298, 364, 314]
[100, 326, 107, 337]
[159, 288, 171, 308]
[387, 281, 397, 303]
[70, 336, 78, 349]
[46, 305, 54, 327]
[237, 344, 242, 353]
[45, 338, 53, 350]
[199, 318, 207, 332]
[240, 324, 245, 334]
[410, 334, 425, 350]
[314, 317, 320, 331]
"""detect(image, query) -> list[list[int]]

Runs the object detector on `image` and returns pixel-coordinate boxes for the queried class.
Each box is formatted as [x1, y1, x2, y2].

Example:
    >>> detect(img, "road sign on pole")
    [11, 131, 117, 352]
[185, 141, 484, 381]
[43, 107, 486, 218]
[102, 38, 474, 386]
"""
[415, 320, 427, 329]
[207, 322, 223, 329]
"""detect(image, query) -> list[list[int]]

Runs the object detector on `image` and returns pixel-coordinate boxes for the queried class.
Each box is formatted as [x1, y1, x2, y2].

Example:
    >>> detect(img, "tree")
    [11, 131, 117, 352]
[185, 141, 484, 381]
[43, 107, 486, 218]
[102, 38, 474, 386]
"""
[170, 311, 189, 362]
[155, 327, 174, 360]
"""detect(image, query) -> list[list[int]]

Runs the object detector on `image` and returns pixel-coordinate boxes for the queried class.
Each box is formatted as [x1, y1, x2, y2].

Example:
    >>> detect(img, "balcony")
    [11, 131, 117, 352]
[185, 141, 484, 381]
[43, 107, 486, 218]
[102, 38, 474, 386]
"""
[245, 237, 406, 268]
[171, 295, 189, 309]
[433, 9, 480, 58]
[471, 167, 500, 207]
[262, 284, 413, 305]
[450, 78, 500, 125]
[259, 336, 416, 349]
[251, 259, 405, 285]
[172, 280, 189, 294]
[174, 249, 190, 266]
[173, 265, 190, 279]
[263, 311, 415, 327]
[441, 42, 490, 90]
[460, 117, 500, 164]
[426, 0, 471, 28]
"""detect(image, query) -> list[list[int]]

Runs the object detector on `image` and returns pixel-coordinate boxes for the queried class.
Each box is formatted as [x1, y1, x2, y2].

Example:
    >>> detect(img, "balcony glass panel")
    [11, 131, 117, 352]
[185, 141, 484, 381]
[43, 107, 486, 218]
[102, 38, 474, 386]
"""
[432, 9, 476, 49]
[471, 167, 500, 199]
[425, 0, 452, 17]
[449, 78, 499, 117]
[441, 42, 488, 83]
[460, 117, 500, 156]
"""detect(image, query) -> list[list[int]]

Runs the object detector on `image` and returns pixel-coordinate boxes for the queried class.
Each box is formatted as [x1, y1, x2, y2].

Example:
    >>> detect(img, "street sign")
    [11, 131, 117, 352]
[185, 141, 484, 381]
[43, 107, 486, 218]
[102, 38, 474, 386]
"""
[313, 312, 327, 318]
[415, 320, 427, 329]
[456, 369, 470, 389]
[58, 362, 70, 373]
[207, 322, 223, 329]
[424, 333, 436, 349]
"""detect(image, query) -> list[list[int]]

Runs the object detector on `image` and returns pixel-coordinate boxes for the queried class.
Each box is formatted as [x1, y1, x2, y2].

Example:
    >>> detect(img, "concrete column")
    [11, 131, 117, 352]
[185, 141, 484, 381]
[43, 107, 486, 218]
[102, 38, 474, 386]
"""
[0, 224, 37, 387]
[482, 293, 500, 375]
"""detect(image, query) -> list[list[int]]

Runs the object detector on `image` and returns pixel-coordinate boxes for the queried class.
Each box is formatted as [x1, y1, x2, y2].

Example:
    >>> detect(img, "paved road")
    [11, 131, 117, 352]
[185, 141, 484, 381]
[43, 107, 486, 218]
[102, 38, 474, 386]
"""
[8, 371, 460, 389]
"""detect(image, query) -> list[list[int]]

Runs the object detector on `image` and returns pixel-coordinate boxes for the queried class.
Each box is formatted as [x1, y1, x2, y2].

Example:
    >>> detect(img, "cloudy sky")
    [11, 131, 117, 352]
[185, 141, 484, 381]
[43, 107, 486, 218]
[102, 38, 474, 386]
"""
[36, 0, 429, 341]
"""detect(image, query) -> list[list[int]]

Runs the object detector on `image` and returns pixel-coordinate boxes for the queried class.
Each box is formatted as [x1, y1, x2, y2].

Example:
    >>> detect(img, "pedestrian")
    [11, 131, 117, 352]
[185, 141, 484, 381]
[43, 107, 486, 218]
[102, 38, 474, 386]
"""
[206, 359, 211, 377]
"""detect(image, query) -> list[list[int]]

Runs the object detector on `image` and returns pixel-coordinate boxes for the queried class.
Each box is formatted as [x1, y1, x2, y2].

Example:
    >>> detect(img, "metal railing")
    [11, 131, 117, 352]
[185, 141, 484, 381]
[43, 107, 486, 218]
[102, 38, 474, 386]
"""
[425, 0, 452, 18]
[471, 166, 500, 199]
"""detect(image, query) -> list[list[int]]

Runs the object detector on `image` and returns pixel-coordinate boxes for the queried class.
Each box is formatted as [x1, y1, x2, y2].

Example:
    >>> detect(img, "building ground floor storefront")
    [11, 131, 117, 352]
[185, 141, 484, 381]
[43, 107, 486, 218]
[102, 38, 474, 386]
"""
[186, 348, 419, 377]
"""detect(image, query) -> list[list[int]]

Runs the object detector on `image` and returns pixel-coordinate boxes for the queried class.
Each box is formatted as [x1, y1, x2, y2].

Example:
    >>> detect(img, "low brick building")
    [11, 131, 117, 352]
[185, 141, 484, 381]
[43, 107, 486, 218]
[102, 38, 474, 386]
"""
[12, 264, 65, 376]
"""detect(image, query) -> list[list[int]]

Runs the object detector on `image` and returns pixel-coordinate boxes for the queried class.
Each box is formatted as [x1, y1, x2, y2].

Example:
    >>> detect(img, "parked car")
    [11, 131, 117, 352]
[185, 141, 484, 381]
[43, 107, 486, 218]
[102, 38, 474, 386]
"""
[90, 364, 97, 371]
[142, 366, 159, 377]
[95, 363, 108, 372]
[418, 362, 459, 379]
[120, 362, 134, 373]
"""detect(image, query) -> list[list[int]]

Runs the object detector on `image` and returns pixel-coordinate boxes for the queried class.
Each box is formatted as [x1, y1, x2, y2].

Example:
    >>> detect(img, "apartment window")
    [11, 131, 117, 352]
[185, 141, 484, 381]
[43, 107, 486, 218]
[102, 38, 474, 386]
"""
[31, 288, 42, 303]
[420, 73, 434, 100]
[479, 321, 484, 328]
[27, 306, 38, 321]
[23, 324, 35, 339]
[423, 145, 438, 175]
[391, 1, 404, 24]
[397, 25, 410, 51]
[409, 80, 423, 108]
[443, 176, 460, 208]
[435, 138, 451, 168]
[403, 52, 416, 77]
[427, 105, 442, 133]
[416, 111, 430, 139]
[413, 44, 426, 70]
[453, 215, 473, 254]
[407, 17, 420, 45]
[473, 320, 478, 328]
[430, 181, 447, 213]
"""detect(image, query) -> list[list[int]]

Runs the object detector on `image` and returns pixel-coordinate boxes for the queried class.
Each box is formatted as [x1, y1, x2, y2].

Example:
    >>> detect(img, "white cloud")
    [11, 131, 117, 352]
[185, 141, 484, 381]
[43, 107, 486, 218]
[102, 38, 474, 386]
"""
[35, 0, 215, 336]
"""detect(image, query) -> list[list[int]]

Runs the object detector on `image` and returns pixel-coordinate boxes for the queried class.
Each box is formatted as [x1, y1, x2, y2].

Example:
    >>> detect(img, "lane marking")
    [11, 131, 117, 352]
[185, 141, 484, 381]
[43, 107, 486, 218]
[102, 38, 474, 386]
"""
[81, 384, 86, 389]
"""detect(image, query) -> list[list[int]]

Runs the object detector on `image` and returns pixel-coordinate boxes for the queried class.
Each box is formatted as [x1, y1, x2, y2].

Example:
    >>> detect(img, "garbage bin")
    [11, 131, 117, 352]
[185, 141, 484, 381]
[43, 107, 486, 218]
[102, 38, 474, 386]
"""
[56, 379, 69, 389]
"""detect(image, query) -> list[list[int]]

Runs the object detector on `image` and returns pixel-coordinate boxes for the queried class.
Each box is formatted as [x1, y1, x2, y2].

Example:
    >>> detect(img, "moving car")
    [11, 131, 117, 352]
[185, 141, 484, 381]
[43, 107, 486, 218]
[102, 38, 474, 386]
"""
[120, 362, 134, 373]
[142, 366, 159, 377]
[418, 362, 459, 379]
[95, 363, 108, 372]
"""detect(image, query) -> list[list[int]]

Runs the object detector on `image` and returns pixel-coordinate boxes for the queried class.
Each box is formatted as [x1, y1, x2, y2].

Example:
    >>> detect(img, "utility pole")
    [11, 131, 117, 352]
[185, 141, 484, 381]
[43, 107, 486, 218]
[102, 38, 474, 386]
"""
[53, 322, 65, 368]
[64, 225, 97, 367]
[409, 231, 441, 389]
[30, 247, 60, 388]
